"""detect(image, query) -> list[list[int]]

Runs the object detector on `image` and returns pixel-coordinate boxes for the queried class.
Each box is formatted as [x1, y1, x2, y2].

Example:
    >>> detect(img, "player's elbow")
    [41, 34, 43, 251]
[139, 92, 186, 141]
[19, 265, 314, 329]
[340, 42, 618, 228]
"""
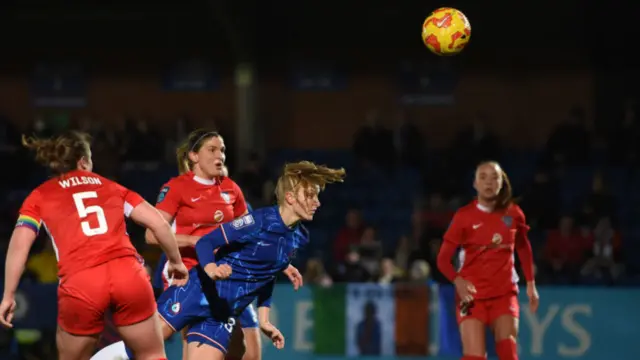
[436, 242, 453, 272]
[144, 229, 158, 245]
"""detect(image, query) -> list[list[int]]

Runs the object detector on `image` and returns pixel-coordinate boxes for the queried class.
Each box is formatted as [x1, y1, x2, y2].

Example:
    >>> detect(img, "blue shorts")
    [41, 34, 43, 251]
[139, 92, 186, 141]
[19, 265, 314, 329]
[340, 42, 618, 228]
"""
[158, 267, 258, 332]
[156, 268, 213, 333]
[239, 303, 258, 328]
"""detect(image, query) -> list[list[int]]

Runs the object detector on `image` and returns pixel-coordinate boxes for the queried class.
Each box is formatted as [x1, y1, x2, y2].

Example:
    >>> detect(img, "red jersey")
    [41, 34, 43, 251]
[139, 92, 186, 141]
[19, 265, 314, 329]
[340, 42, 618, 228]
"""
[155, 172, 247, 269]
[16, 170, 144, 278]
[438, 201, 535, 300]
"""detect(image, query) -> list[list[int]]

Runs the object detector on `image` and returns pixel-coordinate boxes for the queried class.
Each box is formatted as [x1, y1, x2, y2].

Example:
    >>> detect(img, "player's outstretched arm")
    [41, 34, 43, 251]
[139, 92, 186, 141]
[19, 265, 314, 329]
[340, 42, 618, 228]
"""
[258, 302, 284, 349]
[195, 215, 258, 266]
[130, 201, 183, 265]
[1, 227, 38, 327]
[194, 227, 230, 265]
[143, 209, 198, 248]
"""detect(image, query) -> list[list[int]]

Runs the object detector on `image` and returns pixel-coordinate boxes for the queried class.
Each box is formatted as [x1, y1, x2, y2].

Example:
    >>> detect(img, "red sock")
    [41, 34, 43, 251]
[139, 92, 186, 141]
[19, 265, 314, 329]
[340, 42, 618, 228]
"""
[496, 338, 518, 360]
[462, 356, 486, 360]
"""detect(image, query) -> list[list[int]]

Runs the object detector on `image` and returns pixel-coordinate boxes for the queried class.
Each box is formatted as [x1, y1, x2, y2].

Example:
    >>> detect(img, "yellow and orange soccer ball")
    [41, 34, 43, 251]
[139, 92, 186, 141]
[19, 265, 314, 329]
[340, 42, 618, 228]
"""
[422, 7, 471, 56]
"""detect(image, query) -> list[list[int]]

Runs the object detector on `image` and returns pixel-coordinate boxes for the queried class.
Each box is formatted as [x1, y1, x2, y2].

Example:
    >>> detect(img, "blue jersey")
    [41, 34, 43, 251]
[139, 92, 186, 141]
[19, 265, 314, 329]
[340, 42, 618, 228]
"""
[156, 206, 309, 354]
[195, 206, 309, 315]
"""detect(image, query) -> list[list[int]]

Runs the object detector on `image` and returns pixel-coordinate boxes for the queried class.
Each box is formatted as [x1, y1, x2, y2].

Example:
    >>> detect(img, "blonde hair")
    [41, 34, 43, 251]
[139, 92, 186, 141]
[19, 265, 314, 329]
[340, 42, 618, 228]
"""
[274, 161, 346, 204]
[175, 129, 220, 174]
[22, 131, 91, 174]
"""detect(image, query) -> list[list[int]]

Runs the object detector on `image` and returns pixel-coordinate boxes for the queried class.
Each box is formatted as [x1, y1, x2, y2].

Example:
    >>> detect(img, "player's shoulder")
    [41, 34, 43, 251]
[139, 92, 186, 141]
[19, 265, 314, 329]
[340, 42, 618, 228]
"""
[163, 173, 191, 188]
[158, 173, 192, 202]
[455, 201, 478, 217]
[229, 211, 262, 232]
[219, 177, 244, 198]
[231, 206, 282, 231]
[219, 176, 240, 189]
[507, 203, 526, 220]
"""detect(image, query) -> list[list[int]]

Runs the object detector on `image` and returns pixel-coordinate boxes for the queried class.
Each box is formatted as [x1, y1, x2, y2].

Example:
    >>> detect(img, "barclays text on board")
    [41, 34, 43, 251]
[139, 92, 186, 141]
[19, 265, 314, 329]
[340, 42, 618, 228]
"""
[261, 285, 640, 360]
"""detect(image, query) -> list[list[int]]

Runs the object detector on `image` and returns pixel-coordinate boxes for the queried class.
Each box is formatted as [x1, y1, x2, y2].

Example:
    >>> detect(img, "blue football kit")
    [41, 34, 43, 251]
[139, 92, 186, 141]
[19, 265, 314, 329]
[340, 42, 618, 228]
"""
[154, 253, 259, 329]
[155, 206, 309, 353]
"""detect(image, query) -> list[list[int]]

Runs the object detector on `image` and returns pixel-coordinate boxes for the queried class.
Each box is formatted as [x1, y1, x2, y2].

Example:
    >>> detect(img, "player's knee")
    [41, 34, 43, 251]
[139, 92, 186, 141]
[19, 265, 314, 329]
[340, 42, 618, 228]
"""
[460, 319, 486, 355]
[492, 315, 518, 340]
[242, 349, 261, 360]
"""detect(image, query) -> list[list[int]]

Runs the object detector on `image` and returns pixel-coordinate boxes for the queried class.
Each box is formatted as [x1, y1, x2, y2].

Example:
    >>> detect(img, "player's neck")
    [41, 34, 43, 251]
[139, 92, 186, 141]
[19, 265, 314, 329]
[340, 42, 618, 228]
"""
[476, 198, 495, 211]
[279, 206, 300, 228]
[192, 169, 216, 184]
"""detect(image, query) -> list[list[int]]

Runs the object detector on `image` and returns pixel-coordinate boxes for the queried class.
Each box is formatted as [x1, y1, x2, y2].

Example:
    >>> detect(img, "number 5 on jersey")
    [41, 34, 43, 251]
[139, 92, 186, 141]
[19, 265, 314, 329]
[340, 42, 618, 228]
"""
[73, 191, 108, 236]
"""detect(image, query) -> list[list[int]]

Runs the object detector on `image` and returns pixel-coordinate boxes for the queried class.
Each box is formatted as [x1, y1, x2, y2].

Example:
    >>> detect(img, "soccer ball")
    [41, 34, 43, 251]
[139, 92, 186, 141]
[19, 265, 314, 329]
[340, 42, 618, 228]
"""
[421, 7, 471, 56]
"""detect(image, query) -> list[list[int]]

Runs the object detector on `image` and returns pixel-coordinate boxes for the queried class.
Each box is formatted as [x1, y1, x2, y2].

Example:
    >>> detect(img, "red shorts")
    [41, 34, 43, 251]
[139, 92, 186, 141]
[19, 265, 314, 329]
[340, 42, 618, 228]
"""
[57, 256, 157, 335]
[456, 292, 519, 325]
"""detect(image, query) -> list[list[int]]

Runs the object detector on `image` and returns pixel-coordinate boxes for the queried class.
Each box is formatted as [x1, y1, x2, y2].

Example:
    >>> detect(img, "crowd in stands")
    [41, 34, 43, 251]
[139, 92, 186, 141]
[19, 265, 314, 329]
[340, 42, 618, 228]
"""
[1, 102, 639, 290]
[1, 100, 640, 358]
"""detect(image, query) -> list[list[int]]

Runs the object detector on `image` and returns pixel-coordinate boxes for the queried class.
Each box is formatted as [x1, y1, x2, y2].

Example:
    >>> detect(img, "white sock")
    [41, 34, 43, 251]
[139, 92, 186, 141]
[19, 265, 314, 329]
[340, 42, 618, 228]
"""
[91, 341, 129, 360]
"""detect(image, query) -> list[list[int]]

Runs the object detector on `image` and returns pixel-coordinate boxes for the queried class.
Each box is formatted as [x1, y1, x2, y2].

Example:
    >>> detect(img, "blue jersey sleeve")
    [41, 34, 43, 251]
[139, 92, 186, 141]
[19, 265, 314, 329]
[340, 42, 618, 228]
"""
[195, 213, 260, 265]
[257, 279, 276, 308]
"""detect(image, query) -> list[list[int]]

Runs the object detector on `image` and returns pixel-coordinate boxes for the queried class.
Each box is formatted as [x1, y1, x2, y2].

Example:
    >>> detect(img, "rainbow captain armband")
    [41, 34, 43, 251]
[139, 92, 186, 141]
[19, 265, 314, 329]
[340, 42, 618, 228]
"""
[15, 215, 41, 233]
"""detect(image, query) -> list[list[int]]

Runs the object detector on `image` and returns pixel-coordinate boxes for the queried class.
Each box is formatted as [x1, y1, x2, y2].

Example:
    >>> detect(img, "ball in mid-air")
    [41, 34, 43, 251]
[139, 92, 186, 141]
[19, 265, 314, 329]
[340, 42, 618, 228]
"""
[421, 7, 471, 56]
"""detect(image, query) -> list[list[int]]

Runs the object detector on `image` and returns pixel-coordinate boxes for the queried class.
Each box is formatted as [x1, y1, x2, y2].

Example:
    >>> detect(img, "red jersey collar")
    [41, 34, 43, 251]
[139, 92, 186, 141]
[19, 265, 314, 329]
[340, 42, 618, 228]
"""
[473, 199, 492, 213]
[187, 171, 221, 186]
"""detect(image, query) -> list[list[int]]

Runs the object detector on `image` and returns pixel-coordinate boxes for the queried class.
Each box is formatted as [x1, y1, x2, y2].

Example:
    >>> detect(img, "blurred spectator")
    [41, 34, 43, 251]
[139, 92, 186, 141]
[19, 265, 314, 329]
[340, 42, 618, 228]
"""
[421, 192, 454, 231]
[26, 240, 58, 283]
[520, 169, 560, 229]
[577, 171, 617, 224]
[352, 109, 395, 169]
[607, 100, 640, 166]
[29, 115, 52, 137]
[358, 226, 383, 277]
[451, 114, 502, 168]
[0, 328, 19, 359]
[303, 257, 333, 287]
[422, 236, 448, 283]
[332, 208, 365, 262]
[394, 236, 413, 272]
[0, 115, 25, 188]
[581, 217, 624, 281]
[393, 109, 424, 168]
[543, 106, 591, 166]
[333, 248, 371, 282]
[377, 258, 402, 284]
[542, 215, 591, 283]
[126, 119, 163, 163]
[235, 152, 269, 206]
[407, 260, 431, 283]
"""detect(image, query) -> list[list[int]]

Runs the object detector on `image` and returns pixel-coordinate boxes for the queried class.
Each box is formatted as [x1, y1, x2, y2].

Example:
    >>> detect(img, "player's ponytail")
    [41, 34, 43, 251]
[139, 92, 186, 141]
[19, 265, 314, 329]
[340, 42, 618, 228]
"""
[22, 131, 91, 174]
[275, 161, 346, 205]
[175, 141, 190, 174]
[175, 129, 221, 174]
[495, 169, 513, 210]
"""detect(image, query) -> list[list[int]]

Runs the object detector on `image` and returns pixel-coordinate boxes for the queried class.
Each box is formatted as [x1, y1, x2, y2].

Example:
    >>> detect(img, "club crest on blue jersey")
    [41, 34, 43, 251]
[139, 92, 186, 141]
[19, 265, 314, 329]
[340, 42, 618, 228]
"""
[220, 192, 231, 204]
[157, 186, 170, 203]
[502, 216, 513, 227]
[231, 214, 254, 229]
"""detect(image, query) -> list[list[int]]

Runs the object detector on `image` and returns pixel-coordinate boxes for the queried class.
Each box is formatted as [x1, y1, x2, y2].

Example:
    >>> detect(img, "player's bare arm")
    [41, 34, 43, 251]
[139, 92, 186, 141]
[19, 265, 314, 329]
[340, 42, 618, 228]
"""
[144, 209, 199, 247]
[130, 201, 189, 286]
[257, 306, 284, 349]
[282, 264, 303, 290]
[0, 227, 38, 328]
